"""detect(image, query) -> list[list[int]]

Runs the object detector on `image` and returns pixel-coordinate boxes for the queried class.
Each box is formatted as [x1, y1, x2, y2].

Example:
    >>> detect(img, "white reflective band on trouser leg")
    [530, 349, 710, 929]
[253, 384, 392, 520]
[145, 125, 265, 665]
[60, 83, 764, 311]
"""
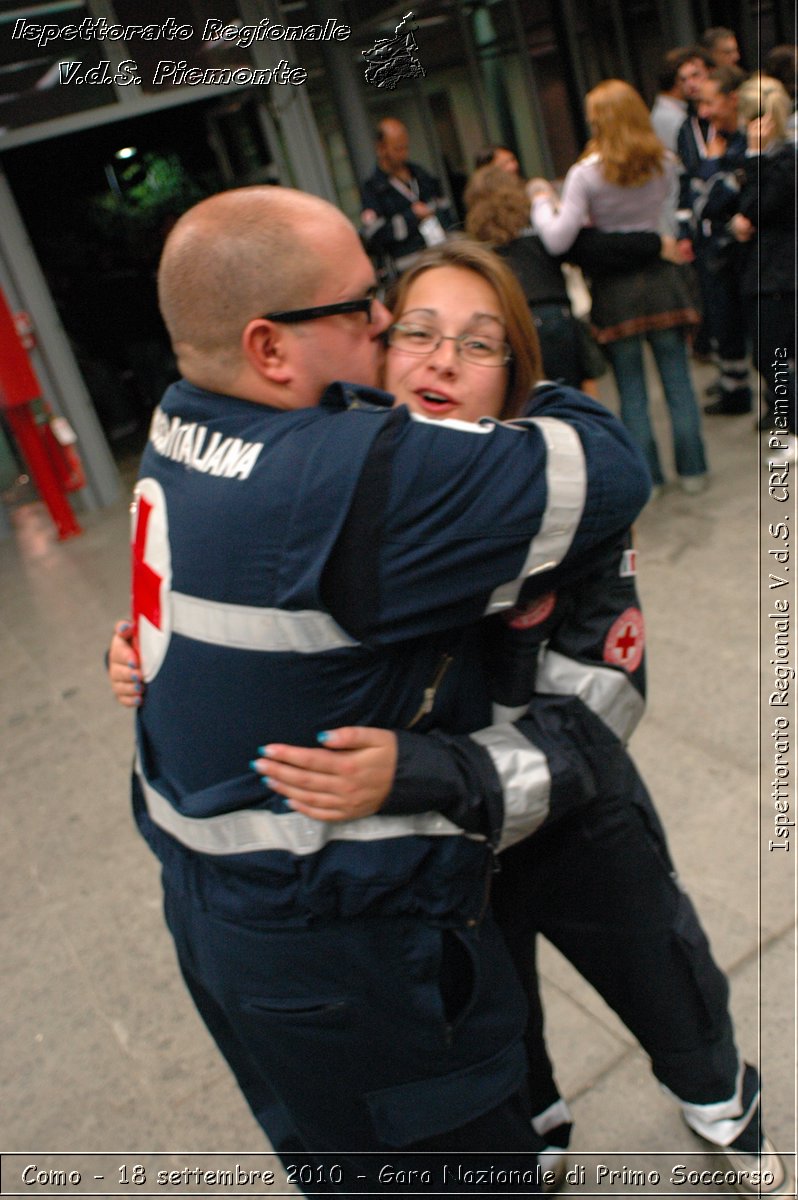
[536, 650, 645, 744]
[470, 725, 551, 852]
[486, 417, 587, 614]
[665, 1063, 759, 1148]
[170, 592, 358, 653]
[135, 763, 480, 857]
[532, 1099, 574, 1138]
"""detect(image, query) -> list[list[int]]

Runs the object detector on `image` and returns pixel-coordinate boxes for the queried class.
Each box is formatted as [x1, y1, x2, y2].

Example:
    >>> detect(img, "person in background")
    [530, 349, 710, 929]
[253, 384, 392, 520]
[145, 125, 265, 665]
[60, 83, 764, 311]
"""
[464, 166, 669, 397]
[650, 47, 689, 151]
[360, 117, 456, 277]
[699, 25, 742, 69]
[680, 65, 751, 417]
[730, 74, 796, 451]
[474, 143, 522, 175]
[763, 45, 798, 144]
[673, 45, 720, 362]
[529, 79, 707, 496]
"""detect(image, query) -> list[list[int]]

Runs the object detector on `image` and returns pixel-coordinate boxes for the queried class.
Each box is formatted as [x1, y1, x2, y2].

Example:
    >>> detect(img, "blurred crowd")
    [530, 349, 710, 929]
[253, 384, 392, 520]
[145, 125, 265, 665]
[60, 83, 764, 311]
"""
[359, 29, 797, 483]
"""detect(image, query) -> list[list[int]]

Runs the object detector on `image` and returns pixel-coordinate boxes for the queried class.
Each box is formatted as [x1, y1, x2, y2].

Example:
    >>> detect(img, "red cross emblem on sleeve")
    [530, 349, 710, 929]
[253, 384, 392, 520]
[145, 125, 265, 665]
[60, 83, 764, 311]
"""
[130, 478, 172, 680]
[603, 607, 645, 673]
[132, 496, 162, 634]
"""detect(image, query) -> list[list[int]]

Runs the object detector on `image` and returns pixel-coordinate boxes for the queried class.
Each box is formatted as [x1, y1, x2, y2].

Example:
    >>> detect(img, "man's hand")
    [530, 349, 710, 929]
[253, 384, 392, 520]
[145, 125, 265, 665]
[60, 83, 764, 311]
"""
[251, 727, 398, 822]
[660, 235, 693, 264]
[411, 200, 434, 220]
[108, 620, 143, 707]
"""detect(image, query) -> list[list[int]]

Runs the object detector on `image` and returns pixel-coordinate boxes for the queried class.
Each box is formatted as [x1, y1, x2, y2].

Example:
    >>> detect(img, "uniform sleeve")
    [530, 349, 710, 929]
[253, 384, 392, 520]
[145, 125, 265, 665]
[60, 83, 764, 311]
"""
[324, 386, 651, 645]
[384, 693, 637, 850]
[534, 533, 646, 743]
[383, 536, 647, 845]
[676, 124, 696, 239]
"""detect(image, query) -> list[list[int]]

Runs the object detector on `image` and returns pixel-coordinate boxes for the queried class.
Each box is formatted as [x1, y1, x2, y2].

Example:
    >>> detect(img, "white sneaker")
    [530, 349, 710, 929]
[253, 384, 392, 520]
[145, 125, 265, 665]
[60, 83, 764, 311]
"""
[680, 473, 708, 494]
[538, 1148, 568, 1194]
[717, 1136, 795, 1197]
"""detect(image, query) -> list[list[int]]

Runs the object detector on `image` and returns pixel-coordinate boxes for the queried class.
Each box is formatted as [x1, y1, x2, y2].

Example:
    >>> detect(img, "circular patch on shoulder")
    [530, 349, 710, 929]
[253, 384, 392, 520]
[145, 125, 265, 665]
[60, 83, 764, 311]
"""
[603, 607, 645, 673]
[505, 591, 557, 629]
[131, 477, 172, 682]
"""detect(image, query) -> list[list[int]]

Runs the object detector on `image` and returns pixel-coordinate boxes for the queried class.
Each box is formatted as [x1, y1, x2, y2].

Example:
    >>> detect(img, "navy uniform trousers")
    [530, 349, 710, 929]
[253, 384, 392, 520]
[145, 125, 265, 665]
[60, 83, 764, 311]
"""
[491, 776, 751, 1148]
[163, 884, 550, 1197]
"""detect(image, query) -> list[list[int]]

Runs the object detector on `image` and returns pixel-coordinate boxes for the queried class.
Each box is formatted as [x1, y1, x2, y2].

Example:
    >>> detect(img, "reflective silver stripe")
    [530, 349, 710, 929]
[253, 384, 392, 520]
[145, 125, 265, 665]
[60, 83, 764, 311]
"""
[408, 411, 494, 435]
[170, 592, 358, 653]
[135, 763, 478, 857]
[532, 1098, 574, 1137]
[536, 649, 645, 743]
[486, 417, 587, 614]
[669, 1063, 759, 1148]
[470, 724, 551, 852]
[492, 702, 529, 724]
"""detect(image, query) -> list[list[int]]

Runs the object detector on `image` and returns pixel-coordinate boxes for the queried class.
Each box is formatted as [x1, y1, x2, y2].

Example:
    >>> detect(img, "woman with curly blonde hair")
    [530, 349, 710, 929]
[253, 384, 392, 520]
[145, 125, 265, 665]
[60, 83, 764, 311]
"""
[529, 79, 707, 495]
[464, 167, 602, 394]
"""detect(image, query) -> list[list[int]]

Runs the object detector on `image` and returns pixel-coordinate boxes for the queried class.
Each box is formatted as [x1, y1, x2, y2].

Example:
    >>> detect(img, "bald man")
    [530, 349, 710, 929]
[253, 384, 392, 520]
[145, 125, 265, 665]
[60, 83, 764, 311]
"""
[124, 186, 649, 1188]
[360, 117, 455, 273]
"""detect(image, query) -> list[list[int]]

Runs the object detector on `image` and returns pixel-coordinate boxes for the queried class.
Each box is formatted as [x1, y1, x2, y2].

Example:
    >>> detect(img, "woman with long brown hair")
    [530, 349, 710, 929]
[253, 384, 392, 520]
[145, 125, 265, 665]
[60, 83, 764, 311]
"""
[529, 79, 708, 495]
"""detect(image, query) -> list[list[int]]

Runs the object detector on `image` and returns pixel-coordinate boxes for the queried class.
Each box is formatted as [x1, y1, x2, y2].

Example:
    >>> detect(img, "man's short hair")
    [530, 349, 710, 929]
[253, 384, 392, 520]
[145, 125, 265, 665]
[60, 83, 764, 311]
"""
[157, 187, 344, 385]
[376, 117, 406, 143]
[700, 26, 736, 52]
[673, 45, 715, 73]
[708, 64, 747, 95]
[657, 47, 689, 92]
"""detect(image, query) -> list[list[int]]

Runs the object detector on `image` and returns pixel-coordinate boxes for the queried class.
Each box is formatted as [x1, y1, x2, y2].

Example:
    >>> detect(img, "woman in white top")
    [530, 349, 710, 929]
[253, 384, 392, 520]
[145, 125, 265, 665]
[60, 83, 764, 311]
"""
[530, 79, 707, 495]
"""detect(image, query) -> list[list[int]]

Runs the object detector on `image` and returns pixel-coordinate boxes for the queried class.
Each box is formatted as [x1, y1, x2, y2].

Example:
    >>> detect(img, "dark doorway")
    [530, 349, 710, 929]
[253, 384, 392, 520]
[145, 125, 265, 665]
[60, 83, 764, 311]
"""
[2, 94, 274, 456]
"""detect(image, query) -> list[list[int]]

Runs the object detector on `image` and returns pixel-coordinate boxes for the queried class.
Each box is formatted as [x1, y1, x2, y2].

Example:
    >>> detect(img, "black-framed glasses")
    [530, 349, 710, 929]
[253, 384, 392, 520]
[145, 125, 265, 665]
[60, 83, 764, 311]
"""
[262, 287, 378, 325]
[387, 322, 512, 366]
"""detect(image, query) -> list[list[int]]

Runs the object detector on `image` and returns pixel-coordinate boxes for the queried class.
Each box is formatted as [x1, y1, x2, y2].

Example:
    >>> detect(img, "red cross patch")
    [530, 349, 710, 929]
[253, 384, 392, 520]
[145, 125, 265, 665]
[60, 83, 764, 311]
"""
[130, 478, 172, 681]
[603, 607, 644, 673]
[505, 591, 557, 630]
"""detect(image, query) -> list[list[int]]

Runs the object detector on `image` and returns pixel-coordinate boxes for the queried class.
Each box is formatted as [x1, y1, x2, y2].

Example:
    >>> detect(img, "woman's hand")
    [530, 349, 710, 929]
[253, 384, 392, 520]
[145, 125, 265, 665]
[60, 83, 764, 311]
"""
[526, 177, 557, 205]
[108, 620, 143, 707]
[729, 213, 755, 243]
[747, 113, 776, 154]
[251, 727, 398, 822]
[660, 235, 693, 264]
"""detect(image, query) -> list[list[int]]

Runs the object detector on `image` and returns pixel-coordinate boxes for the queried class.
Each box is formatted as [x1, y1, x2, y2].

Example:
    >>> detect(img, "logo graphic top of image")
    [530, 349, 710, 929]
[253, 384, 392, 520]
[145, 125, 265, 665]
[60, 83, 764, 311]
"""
[363, 11, 426, 89]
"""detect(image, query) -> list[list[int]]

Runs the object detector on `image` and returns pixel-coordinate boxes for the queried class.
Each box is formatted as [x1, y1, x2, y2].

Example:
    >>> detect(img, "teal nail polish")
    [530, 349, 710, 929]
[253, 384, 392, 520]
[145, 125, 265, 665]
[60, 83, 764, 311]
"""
[317, 731, 330, 744]
[248, 760, 260, 773]
[260, 776, 271, 787]
[257, 745, 271, 757]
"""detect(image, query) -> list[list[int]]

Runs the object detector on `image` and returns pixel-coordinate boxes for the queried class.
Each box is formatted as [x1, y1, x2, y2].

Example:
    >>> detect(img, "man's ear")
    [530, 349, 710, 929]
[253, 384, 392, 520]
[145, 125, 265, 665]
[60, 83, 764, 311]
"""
[241, 318, 293, 385]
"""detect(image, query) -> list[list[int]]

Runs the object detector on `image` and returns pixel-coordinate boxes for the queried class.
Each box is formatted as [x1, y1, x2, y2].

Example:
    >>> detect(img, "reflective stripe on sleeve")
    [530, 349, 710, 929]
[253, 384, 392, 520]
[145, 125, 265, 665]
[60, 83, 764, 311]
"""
[135, 761, 479, 857]
[535, 649, 645, 744]
[486, 417, 587, 614]
[469, 725, 551, 852]
[170, 592, 358, 653]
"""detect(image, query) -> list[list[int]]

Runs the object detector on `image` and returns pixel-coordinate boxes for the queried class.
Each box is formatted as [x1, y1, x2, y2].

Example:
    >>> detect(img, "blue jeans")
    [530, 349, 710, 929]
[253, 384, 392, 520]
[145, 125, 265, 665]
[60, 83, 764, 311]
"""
[605, 328, 707, 486]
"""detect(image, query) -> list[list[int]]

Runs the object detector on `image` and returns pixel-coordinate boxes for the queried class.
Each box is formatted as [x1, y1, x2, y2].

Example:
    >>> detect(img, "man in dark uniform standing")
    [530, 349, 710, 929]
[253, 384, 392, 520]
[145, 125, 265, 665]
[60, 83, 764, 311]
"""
[361, 117, 455, 275]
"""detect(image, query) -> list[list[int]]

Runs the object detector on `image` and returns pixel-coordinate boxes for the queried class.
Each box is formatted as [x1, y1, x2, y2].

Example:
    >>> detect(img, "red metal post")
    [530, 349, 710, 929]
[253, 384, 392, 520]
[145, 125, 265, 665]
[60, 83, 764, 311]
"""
[0, 288, 82, 539]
